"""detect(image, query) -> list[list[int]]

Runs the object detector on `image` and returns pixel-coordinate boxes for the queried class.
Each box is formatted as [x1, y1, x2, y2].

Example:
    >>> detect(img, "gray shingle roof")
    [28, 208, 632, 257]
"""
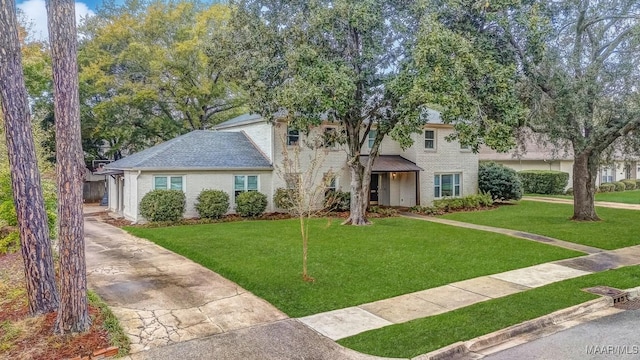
[214, 113, 264, 129]
[105, 131, 272, 170]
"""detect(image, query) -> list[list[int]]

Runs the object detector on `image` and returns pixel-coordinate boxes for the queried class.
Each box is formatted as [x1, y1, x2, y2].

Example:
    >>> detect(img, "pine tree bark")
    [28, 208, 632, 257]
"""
[0, 0, 60, 315]
[47, 0, 90, 333]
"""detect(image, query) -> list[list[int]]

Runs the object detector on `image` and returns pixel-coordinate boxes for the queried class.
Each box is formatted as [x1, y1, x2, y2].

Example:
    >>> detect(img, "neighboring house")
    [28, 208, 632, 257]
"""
[479, 140, 639, 189]
[105, 111, 478, 222]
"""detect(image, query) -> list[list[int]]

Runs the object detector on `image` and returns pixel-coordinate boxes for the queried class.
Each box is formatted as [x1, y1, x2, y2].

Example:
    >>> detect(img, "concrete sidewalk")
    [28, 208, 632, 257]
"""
[523, 196, 640, 210]
[298, 213, 640, 341]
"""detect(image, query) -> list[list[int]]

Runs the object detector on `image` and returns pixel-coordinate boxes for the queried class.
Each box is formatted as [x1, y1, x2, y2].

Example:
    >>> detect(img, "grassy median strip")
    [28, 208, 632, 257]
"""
[526, 190, 640, 204]
[442, 201, 640, 250]
[125, 217, 581, 317]
[338, 265, 640, 358]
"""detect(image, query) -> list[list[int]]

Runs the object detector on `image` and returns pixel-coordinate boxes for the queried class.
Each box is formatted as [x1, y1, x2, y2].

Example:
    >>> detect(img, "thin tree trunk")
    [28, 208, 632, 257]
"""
[47, 0, 90, 333]
[0, 0, 59, 315]
[572, 150, 600, 221]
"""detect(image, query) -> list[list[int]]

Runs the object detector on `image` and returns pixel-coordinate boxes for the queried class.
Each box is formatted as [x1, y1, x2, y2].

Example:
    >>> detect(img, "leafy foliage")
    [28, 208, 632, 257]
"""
[519, 170, 569, 195]
[478, 162, 523, 201]
[195, 189, 229, 219]
[410, 193, 493, 215]
[273, 188, 295, 211]
[77, 0, 245, 160]
[613, 181, 626, 192]
[620, 180, 636, 190]
[235, 191, 267, 217]
[324, 190, 350, 212]
[139, 190, 186, 222]
[599, 183, 616, 193]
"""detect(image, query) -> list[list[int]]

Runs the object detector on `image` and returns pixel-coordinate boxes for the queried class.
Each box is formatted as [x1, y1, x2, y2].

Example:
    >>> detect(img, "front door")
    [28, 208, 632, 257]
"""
[370, 174, 379, 205]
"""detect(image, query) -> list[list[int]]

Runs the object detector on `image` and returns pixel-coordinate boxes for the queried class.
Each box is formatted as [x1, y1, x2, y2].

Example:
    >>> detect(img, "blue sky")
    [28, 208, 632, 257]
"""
[17, 0, 116, 41]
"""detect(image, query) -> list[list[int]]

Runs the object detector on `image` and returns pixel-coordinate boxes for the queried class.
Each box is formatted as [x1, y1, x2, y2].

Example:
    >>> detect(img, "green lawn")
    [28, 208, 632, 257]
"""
[338, 265, 640, 358]
[125, 218, 581, 317]
[526, 190, 640, 204]
[442, 201, 640, 250]
[596, 189, 640, 204]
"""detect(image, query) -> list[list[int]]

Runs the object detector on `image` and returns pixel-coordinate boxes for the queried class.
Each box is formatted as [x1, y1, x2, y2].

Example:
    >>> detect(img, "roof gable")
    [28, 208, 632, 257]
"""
[106, 131, 272, 170]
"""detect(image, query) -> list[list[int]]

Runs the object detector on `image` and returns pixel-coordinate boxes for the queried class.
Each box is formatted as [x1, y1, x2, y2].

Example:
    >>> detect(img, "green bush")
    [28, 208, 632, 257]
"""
[635, 179, 640, 189]
[368, 206, 398, 216]
[235, 191, 268, 217]
[139, 189, 185, 222]
[0, 172, 57, 253]
[478, 162, 523, 201]
[273, 188, 296, 211]
[621, 179, 636, 190]
[325, 190, 350, 212]
[411, 193, 493, 215]
[195, 189, 229, 219]
[565, 187, 574, 196]
[599, 183, 616, 192]
[613, 181, 626, 192]
[518, 170, 569, 194]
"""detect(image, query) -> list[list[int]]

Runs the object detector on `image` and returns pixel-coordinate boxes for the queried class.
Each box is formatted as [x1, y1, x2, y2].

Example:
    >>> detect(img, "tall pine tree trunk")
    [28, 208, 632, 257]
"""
[0, 0, 59, 315]
[47, 0, 90, 333]
[572, 150, 600, 221]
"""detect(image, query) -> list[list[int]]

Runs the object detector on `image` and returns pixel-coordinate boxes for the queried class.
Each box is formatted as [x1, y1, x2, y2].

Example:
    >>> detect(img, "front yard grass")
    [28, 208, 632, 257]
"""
[442, 201, 640, 250]
[526, 190, 640, 204]
[126, 218, 581, 317]
[338, 265, 640, 358]
[595, 189, 640, 204]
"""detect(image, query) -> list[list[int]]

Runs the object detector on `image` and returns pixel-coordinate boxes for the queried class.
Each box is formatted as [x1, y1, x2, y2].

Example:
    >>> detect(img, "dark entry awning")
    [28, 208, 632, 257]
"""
[360, 155, 423, 172]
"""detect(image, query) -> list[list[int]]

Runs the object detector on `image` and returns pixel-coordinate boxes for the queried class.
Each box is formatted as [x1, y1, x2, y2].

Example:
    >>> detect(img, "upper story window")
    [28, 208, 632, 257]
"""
[425, 130, 436, 150]
[323, 127, 338, 149]
[368, 130, 377, 148]
[153, 175, 184, 191]
[287, 127, 299, 146]
[234, 175, 259, 198]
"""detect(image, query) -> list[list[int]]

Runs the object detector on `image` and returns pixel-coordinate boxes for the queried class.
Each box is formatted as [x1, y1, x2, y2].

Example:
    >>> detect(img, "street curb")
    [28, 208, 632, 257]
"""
[413, 297, 612, 360]
[626, 286, 640, 300]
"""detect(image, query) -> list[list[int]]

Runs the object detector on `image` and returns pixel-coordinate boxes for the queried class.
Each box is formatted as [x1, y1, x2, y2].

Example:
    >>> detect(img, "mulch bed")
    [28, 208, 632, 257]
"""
[0, 253, 111, 360]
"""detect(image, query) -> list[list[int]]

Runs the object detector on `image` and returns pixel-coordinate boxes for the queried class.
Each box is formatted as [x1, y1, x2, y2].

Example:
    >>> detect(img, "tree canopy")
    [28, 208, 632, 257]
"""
[78, 0, 245, 160]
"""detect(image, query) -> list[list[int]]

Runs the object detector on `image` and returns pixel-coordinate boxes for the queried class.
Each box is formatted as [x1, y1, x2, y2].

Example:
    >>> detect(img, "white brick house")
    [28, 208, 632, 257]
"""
[104, 112, 478, 222]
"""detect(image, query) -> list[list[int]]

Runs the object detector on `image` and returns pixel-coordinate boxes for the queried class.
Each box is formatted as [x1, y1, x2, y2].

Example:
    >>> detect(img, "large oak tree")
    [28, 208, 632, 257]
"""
[420, 0, 640, 221]
[231, 0, 424, 225]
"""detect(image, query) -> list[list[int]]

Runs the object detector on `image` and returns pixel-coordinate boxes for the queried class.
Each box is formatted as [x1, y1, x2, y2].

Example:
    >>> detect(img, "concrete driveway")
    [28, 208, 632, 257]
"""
[84, 208, 288, 353]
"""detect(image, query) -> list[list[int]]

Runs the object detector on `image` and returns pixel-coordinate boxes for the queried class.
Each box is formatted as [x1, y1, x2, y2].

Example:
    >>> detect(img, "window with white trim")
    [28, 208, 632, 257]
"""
[434, 173, 461, 198]
[368, 130, 377, 148]
[601, 168, 614, 183]
[287, 127, 299, 146]
[425, 130, 436, 149]
[234, 175, 259, 198]
[153, 176, 184, 191]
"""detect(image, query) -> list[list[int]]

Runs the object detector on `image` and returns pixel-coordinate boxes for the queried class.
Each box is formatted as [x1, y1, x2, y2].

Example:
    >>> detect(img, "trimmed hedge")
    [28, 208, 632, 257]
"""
[599, 183, 616, 192]
[613, 181, 626, 192]
[518, 170, 569, 195]
[478, 162, 523, 201]
[325, 190, 350, 212]
[235, 191, 268, 217]
[139, 189, 186, 222]
[636, 179, 640, 189]
[621, 179, 636, 190]
[273, 188, 296, 211]
[195, 189, 229, 219]
[410, 193, 493, 215]
[565, 187, 573, 196]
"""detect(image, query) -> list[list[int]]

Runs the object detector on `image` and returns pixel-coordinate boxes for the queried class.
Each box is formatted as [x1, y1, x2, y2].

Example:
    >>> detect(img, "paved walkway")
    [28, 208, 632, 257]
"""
[298, 213, 640, 341]
[523, 196, 640, 210]
[84, 207, 288, 354]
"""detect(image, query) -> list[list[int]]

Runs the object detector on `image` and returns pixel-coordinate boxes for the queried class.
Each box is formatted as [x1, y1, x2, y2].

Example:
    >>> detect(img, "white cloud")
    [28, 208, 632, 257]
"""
[17, 0, 95, 42]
